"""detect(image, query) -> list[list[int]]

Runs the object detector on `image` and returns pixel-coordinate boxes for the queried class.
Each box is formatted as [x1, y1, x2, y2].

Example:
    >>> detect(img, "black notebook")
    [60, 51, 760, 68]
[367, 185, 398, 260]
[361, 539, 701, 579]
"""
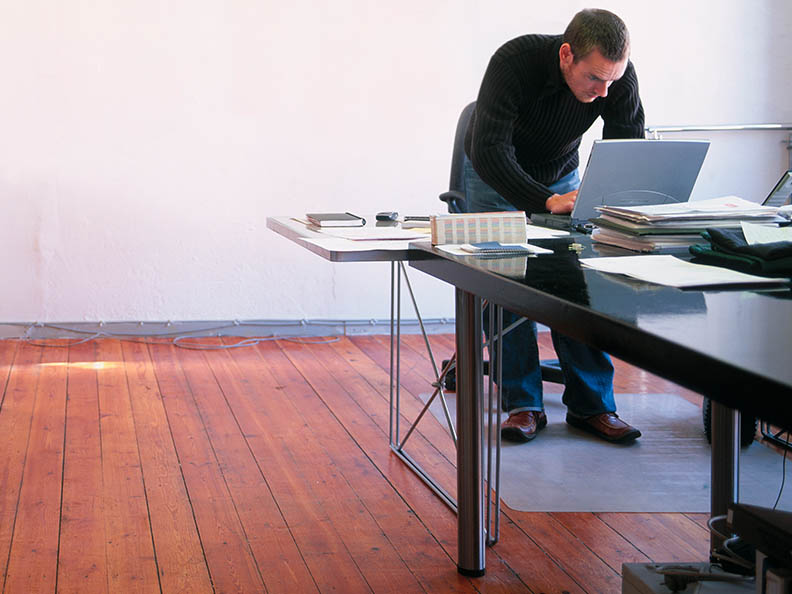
[306, 212, 366, 227]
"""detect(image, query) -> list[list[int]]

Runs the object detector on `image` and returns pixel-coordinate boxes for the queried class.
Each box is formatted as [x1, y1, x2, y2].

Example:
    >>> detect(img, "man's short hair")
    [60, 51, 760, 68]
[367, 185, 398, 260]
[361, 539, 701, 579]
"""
[562, 8, 630, 62]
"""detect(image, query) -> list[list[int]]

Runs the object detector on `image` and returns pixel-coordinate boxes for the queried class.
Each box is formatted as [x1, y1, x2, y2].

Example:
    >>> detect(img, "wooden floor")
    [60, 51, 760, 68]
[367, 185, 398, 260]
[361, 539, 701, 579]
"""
[0, 334, 712, 594]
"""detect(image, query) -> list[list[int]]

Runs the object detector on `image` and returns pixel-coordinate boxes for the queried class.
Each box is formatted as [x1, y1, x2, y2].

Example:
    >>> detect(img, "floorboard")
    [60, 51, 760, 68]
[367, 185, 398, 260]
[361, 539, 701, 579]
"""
[148, 341, 264, 593]
[0, 335, 719, 594]
[4, 343, 67, 594]
[0, 342, 44, 591]
[97, 339, 161, 593]
[59, 341, 108, 594]
[121, 340, 214, 594]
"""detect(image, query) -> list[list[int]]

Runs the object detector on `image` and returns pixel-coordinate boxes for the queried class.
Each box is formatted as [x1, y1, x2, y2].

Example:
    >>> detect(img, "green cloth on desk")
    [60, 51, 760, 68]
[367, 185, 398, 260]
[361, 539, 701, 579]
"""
[689, 227, 792, 275]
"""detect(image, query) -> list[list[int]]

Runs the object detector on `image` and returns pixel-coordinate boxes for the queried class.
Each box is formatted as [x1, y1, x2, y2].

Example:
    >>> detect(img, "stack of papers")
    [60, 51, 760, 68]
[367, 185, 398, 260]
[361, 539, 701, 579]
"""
[591, 196, 783, 252]
[591, 228, 703, 252]
[597, 195, 780, 223]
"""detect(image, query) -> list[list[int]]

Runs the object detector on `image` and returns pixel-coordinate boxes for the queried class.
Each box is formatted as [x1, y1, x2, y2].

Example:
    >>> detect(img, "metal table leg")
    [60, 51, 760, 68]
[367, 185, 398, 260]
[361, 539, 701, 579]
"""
[710, 401, 740, 551]
[388, 268, 500, 572]
[455, 287, 485, 576]
[486, 304, 502, 547]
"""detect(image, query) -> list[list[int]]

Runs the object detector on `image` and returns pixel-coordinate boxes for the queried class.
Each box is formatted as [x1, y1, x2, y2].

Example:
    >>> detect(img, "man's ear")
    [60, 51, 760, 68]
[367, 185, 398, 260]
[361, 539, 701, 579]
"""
[559, 42, 574, 68]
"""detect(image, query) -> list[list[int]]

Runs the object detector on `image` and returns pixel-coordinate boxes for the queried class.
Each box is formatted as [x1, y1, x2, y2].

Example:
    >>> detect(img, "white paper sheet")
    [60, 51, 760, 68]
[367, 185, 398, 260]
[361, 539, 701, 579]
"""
[525, 225, 570, 238]
[740, 221, 792, 245]
[317, 227, 430, 241]
[579, 254, 782, 288]
[302, 238, 424, 252]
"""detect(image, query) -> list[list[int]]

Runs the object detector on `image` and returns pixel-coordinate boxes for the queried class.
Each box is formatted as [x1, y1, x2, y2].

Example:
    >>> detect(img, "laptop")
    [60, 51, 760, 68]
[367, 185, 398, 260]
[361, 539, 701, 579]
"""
[761, 170, 792, 207]
[530, 139, 710, 233]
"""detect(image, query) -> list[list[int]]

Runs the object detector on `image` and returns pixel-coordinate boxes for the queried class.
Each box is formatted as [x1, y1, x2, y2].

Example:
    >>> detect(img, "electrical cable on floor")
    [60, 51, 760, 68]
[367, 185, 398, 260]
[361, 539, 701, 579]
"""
[707, 514, 729, 542]
[653, 563, 753, 591]
[773, 431, 790, 510]
[716, 536, 755, 570]
[706, 515, 756, 573]
[705, 432, 792, 571]
[23, 333, 106, 348]
[283, 336, 342, 344]
[171, 335, 339, 350]
[8, 322, 341, 351]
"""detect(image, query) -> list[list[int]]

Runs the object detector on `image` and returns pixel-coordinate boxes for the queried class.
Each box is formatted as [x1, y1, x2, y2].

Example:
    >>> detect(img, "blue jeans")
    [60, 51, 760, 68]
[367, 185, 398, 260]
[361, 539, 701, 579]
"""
[463, 157, 616, 417]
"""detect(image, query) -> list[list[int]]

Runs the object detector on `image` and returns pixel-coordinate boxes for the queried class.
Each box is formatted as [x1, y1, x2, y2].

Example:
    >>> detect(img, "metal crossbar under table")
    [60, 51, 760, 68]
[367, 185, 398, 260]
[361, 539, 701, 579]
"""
[760, 421, 792, 451]
[388, 265, 506, 545]
[388, 261, 458, 510]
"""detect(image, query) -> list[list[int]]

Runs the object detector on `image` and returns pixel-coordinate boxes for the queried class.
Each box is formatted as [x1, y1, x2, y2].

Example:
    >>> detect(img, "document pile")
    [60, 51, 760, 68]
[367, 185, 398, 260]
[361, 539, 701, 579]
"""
[590, 196, 783, 252]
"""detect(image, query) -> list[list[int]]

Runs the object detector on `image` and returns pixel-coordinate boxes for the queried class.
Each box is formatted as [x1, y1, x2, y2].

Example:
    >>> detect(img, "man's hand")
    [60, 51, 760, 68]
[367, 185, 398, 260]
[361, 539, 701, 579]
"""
[545, 190, 578, 214]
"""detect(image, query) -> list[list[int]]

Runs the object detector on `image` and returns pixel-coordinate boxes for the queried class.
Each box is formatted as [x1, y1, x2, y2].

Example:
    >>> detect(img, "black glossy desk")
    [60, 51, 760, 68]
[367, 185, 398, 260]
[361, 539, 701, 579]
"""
[410, 236, 792, 576]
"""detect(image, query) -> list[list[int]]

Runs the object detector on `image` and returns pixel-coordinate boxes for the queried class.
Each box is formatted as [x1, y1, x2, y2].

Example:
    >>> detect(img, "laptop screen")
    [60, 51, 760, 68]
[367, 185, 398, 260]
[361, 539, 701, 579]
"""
[570, 139, 710, 223]
[762, 171, 792, 207]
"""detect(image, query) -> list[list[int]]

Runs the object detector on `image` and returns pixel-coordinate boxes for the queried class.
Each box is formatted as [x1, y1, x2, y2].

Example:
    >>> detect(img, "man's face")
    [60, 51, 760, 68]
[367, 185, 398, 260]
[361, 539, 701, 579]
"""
[559, 43, 628, 103]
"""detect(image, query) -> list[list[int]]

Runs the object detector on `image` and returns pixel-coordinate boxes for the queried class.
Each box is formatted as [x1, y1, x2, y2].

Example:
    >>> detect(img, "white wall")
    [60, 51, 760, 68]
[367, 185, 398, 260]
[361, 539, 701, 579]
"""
[1, 0, 790, 323]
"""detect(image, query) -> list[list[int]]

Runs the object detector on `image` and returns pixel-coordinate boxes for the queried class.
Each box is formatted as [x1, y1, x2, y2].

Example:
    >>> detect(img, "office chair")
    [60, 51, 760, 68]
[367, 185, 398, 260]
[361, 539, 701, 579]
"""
[439, 102, 564, 389]
[439, 102, 476, 214]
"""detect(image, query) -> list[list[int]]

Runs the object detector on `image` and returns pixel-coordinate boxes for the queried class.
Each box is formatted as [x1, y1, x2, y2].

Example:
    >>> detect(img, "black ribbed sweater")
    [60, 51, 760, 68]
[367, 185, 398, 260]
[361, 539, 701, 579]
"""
[464, 34, 645, 214]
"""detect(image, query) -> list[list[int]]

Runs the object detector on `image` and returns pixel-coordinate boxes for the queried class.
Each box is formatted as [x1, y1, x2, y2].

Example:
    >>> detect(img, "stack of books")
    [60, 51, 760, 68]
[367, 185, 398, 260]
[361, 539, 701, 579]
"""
[591, 196, 783, 252]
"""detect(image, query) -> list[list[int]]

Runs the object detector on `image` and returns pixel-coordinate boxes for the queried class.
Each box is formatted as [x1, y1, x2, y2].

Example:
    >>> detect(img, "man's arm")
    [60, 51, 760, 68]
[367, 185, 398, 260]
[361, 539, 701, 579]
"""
[468, 57, 556, 213]
[545, 190, 578, 214]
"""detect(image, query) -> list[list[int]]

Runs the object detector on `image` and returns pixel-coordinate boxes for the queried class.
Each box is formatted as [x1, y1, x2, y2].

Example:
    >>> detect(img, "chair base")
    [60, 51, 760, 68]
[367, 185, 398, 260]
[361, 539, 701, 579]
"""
[441, 358, 562, 391]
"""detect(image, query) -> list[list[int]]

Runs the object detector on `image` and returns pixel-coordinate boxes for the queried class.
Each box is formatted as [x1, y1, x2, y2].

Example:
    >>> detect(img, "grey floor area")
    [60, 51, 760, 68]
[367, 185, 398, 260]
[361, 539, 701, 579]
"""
[422, 390, 792, 513]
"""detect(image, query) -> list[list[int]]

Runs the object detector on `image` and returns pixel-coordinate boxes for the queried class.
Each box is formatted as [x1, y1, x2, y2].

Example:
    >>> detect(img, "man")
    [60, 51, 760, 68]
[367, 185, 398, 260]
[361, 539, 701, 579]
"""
[464, 8, 642, 444]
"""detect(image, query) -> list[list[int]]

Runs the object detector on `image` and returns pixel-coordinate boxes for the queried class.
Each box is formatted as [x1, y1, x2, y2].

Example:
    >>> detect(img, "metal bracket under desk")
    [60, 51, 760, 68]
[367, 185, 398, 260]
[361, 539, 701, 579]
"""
[388, 261, 458, 510]
[388, 263, 504, 549]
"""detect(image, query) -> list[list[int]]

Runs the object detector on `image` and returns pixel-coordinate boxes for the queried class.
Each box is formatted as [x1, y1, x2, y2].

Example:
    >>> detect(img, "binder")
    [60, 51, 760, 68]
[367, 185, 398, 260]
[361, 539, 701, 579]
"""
[430, 212, 527, 245]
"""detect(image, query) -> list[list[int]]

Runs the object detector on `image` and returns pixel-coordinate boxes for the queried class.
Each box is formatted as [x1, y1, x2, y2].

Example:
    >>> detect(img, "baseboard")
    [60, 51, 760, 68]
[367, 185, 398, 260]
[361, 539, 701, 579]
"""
[0, 318, 457, 340]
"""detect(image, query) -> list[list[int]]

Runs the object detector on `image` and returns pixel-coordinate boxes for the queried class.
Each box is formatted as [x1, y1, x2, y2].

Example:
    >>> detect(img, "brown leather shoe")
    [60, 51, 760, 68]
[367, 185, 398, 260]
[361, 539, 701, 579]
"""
[501, 410, 547, 443]
[566, 412, 641, 443]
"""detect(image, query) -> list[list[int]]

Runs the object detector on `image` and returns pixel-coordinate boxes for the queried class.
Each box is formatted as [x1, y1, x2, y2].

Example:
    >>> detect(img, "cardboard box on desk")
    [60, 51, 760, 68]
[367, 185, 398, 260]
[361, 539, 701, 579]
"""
[430, 212, 528, 245]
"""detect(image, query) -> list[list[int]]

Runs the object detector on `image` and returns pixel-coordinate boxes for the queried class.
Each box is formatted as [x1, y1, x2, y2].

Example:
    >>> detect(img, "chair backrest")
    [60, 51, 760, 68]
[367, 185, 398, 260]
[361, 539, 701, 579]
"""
[439, 102, 476, 213]
[448, 102, 476, 195]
